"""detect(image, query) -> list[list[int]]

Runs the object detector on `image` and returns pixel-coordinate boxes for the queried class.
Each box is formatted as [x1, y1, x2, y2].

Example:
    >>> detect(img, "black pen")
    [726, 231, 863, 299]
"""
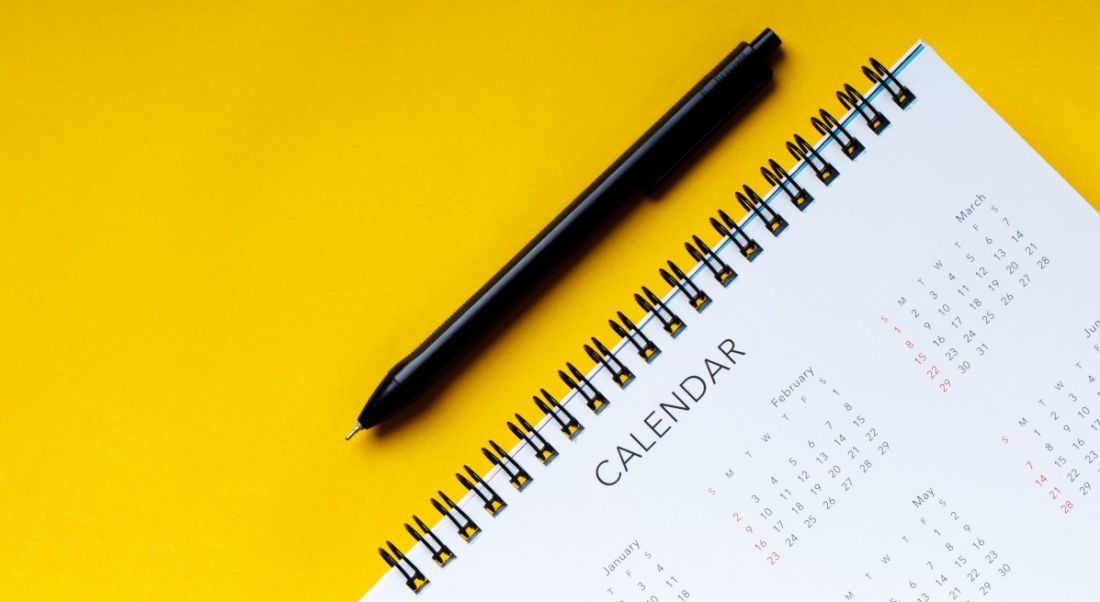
[347, 28, 781, 438]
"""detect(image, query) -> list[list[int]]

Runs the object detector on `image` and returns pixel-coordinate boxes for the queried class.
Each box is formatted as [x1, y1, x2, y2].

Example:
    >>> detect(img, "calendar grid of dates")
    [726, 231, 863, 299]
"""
[596, 540, 695, 602]
[706, 371, 893, 569]
[880, 193, 1052, 394]
[841, 489, 1013, 601]
[1002, 349, 1100, 517]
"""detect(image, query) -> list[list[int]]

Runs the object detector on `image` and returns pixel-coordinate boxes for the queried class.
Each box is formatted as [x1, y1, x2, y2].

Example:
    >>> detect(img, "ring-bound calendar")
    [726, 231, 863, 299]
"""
[363, 42, 1100, 601]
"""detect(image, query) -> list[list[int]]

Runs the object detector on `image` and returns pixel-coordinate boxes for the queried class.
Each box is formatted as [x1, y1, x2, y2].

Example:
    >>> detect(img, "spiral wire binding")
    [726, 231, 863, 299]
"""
[483, 440, 532, 490]
[711, 209, 762, 261]
[864, 57, 916, 108]
[375, 53, 918, 593]
[812, 108, 865, 160]
[610, 311, 661, 362]
[405, 516, 455, 567]
[787, 132, 838, 184]
[456, 464, 506, 516]
[634, 286, 686, 337]
[660, 260, 711, 311]
[837, 83, 890, 134]
[559, 362, 609, 413]
[533, 389, 583, 438]
[380, 541, 429, 593]
[735, 185, 788, 236]
[686, 234, 738, 285]
[761, 158, 813, 210]
[431, 490, 480, 542]
[507, 413, 557, 464]
[585, 337, 634, 387]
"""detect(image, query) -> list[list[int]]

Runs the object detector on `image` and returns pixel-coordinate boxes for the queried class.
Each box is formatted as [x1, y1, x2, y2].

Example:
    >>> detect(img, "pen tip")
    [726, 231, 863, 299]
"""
[345, 423, 364, 441]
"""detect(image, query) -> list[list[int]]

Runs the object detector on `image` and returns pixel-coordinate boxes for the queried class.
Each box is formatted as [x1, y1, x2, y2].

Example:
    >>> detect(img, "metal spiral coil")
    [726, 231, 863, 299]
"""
[736, 185, 788, 235]
[533, 389, 583, 438]
[610, 311, 661, 362]
[711, 209, 763, 261]
[837, 83, 889, 134]
[559, 361, 609, 414]
[405, 516, 455, 567]
[761, 158, 813, 210]
[660, 260, 711, 311]
[456, 464, 506, 516]
[812, 108, 865, 160]
[863, 57, 915, 108]
[483, 440, 532, 491]
[377, 53, 915, 594]
[634, 286, 686, 337]
[431, 490, 480, 542]
[686, 234, 738, 285]
[787, 132, 838, 184]
[380, 541, 429, 593]
[507, 413, 557, 464]
[585, 336, 634, 387]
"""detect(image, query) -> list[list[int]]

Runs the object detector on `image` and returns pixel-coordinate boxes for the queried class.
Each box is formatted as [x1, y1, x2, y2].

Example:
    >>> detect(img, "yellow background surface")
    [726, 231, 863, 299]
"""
[3, 1, 1099, 600]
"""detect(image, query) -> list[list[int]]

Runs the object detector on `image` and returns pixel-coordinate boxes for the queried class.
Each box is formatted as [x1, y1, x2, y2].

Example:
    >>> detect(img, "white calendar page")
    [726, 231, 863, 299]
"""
[364, 42, 1100, 601]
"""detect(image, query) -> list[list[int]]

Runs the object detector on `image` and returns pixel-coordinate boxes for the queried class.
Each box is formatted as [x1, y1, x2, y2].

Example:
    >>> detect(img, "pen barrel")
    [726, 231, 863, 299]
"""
[360, 30, 781, 428]
[387, 166, 637, 412]
[637, 30, 780, 191]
